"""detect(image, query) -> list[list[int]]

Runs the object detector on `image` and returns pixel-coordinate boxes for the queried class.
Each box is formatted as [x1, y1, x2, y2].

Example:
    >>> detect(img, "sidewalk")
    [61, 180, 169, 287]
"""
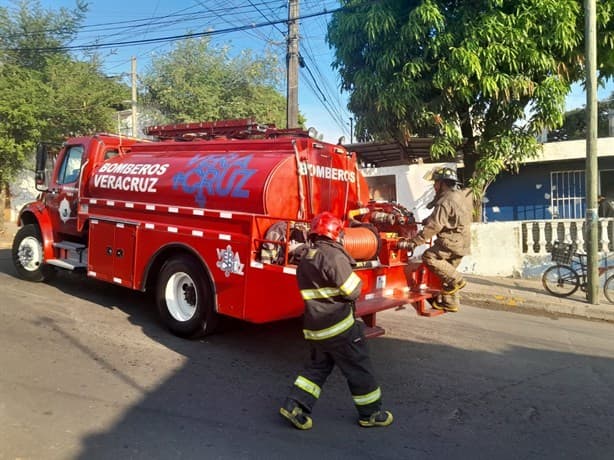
[462, 274, 614, 323]
[1, 221, 612, 322]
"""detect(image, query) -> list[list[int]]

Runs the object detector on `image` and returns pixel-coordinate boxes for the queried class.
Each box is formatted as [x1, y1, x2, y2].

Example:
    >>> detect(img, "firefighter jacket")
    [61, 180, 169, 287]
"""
[412, 187, 472, 256]
[296, 238, 363, 341]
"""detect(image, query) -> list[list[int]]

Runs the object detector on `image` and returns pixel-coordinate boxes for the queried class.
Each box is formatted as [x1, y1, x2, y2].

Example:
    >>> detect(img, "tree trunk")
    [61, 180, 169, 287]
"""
[0, 184, 6, 235]
[458, 116, 483, 223]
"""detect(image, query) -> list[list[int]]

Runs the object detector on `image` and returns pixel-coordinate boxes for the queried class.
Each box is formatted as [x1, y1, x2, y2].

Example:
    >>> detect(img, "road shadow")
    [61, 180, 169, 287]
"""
[1, 249, 614, 459]
[72, 318, 614, 460]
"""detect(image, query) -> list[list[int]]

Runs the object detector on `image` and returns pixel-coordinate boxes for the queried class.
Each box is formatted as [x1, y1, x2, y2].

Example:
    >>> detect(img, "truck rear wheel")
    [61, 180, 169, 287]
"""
[12, 224, 54, 282]
[156, 255, 218, 338]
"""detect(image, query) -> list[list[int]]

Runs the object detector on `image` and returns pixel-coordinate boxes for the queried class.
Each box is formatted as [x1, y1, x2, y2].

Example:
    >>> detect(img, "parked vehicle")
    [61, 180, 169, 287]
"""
[12, 119, 446, 339]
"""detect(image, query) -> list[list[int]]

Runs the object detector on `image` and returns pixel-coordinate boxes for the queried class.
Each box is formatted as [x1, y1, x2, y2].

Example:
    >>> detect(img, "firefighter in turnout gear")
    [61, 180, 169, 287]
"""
[279, 211, 393, 430]
[407, 167, 472, 312]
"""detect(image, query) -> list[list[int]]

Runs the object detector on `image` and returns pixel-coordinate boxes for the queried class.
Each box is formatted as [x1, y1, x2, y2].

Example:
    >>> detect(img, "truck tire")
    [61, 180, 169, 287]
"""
[12, 224, 54, 282]
[156, 255, 218, 338]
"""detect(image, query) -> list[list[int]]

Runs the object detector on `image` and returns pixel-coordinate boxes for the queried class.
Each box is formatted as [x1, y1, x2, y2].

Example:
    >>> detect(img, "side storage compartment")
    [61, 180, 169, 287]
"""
[88, 218, 137, 287]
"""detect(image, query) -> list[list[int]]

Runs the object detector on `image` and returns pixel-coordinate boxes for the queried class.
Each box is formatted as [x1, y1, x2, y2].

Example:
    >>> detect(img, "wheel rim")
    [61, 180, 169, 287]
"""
[17, 236, 43, 272]
[165, 271, 198, 322]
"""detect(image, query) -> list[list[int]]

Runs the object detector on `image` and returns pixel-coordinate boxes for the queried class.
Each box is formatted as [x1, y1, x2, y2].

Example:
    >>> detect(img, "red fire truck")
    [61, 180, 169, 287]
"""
[12, 119, 443, 339]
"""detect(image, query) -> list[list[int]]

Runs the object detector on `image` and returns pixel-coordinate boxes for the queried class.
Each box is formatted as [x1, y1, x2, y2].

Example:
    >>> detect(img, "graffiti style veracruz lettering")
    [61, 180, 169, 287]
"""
[172, 153, 257, 208]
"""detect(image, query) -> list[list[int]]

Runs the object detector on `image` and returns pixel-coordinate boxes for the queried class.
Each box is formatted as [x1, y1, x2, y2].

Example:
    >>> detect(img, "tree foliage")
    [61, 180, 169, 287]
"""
[0, 0, 130, 186]
[548, 94, 614, 141]
[328, 0, 614, 218]
[141, 38, 288, 127]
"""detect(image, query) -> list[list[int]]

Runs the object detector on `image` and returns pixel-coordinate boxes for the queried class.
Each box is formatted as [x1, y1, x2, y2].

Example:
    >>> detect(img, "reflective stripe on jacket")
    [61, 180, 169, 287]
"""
[297, 238, 363, 340]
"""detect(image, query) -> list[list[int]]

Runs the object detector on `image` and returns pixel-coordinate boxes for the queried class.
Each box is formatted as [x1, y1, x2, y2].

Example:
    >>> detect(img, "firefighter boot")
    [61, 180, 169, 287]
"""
[279, 398, 313, 430]
[359, 410, 394, 428]
[432, 292, 460, 312]
[442, 278, 467, 295]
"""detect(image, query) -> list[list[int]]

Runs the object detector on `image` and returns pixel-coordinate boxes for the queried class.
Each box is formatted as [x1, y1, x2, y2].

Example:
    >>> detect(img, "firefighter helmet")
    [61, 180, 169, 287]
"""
[425, 167, 458, 183]
[309, 212, 343, 241]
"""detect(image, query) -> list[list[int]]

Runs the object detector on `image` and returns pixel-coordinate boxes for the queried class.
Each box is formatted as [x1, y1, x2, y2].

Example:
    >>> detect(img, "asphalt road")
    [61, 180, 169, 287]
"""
[1, 247, 614, 460]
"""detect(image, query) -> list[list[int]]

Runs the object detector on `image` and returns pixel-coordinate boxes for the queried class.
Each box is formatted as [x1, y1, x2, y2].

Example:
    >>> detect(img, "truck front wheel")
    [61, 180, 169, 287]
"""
[12, 224, 53, 282]
[156, 255, 218, 338]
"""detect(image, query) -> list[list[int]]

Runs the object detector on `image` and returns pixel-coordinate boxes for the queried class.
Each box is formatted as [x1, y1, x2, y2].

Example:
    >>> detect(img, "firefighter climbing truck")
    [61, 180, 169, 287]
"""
[12, 119, 443, 339]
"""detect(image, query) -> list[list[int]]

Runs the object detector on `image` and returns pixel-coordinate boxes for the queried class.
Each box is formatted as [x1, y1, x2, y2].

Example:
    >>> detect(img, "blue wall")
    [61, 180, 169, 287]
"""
[483, 165, 554, 221]
[483, 157, 614, 222]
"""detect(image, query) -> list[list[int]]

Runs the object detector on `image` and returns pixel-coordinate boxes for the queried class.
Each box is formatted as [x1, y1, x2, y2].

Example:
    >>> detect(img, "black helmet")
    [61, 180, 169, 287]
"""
[427, 167, 458, 183]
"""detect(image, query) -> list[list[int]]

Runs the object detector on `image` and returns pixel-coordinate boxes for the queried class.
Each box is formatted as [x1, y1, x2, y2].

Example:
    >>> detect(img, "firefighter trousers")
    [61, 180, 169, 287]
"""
[422, 242, 464, 286]
[287, 321, 383, 418]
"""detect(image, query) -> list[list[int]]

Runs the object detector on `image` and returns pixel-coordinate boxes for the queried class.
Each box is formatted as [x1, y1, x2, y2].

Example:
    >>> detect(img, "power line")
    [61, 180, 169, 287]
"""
[2, 0, 355, 137]
[0, 1, 290, 39]
[6, 7, 343, 52]
[246, 0, 286, 36]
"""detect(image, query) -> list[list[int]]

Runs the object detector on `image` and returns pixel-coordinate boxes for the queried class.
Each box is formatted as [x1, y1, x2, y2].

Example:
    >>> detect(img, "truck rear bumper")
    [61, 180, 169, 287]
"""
[355, 288, 444, 338]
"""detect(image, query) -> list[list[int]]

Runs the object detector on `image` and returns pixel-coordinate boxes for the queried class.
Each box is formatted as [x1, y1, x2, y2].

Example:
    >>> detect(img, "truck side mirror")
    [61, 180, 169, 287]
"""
[35, 143, 49, 191]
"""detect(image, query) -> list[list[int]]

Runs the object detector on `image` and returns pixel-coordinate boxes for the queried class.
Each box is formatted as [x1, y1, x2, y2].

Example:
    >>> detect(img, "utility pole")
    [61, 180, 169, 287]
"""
[286, 0, 299, 129]
[131, 56, 138, 137]
[585, 0, 599, 304]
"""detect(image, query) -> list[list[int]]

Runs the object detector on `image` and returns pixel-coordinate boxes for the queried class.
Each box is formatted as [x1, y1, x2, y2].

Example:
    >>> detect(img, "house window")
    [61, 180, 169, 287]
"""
[365, 175, 397, 202]
[550, 170, 585, 219]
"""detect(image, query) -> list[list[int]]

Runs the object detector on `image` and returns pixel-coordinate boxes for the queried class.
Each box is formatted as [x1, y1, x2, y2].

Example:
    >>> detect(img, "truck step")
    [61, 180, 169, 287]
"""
[53, 241, 87, 251]
[53, 241, 88, 264]
[46, 258, 87, 270]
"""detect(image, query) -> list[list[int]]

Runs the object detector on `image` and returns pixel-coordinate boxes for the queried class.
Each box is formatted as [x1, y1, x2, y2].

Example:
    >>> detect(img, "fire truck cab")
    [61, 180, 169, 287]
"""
[12, 119, 443, 339]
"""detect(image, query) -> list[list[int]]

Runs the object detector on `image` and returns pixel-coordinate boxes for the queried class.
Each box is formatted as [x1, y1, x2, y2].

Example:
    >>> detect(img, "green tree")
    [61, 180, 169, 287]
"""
[328, 0, 614, 219]
[548, 94, 614, 141]
[41, 55, 130, 142]
[0, 0, 130, 230]
[141, 38, 287, 127]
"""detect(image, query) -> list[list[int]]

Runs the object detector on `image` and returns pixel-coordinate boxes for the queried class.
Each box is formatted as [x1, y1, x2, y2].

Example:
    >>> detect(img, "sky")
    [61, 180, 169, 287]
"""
[9, 0, 614, 143]
[30, 0, 352, 143]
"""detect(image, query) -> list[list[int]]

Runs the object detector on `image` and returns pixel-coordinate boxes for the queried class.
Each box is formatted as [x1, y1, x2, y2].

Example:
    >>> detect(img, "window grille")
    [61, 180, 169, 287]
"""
[550, 170, 585, 219]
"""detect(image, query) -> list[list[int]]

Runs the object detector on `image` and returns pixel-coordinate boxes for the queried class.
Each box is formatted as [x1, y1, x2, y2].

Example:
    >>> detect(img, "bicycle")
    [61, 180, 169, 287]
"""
[542, 241, 614, 303]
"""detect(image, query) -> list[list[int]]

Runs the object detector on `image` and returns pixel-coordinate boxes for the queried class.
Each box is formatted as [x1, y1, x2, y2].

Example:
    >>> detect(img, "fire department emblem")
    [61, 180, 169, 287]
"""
[216, 245, 245, 277]
[59, 197, 71, 223]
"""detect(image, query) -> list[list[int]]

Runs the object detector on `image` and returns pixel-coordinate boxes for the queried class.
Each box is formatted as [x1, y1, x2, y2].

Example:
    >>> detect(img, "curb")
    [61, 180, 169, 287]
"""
[462, 290, 614, 323]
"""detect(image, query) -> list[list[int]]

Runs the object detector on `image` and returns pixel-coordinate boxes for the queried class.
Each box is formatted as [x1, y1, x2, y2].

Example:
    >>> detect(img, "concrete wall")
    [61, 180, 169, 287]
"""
[9, 170, 37, 222]
[459, 222, 525, 278]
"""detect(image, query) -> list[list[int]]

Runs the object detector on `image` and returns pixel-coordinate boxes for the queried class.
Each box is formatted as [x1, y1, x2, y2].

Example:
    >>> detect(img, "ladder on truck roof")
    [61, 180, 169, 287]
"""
[145, 118, 311, 140]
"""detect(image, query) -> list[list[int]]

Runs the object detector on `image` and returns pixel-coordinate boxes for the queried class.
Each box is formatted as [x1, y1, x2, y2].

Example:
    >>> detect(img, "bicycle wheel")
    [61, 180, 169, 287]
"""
[542, 265, 580, 297]
[604, 275, 614, 304]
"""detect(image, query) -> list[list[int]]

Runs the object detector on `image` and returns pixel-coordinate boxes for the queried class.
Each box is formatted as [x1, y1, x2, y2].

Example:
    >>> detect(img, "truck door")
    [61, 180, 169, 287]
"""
[46, 144, 85, 237]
